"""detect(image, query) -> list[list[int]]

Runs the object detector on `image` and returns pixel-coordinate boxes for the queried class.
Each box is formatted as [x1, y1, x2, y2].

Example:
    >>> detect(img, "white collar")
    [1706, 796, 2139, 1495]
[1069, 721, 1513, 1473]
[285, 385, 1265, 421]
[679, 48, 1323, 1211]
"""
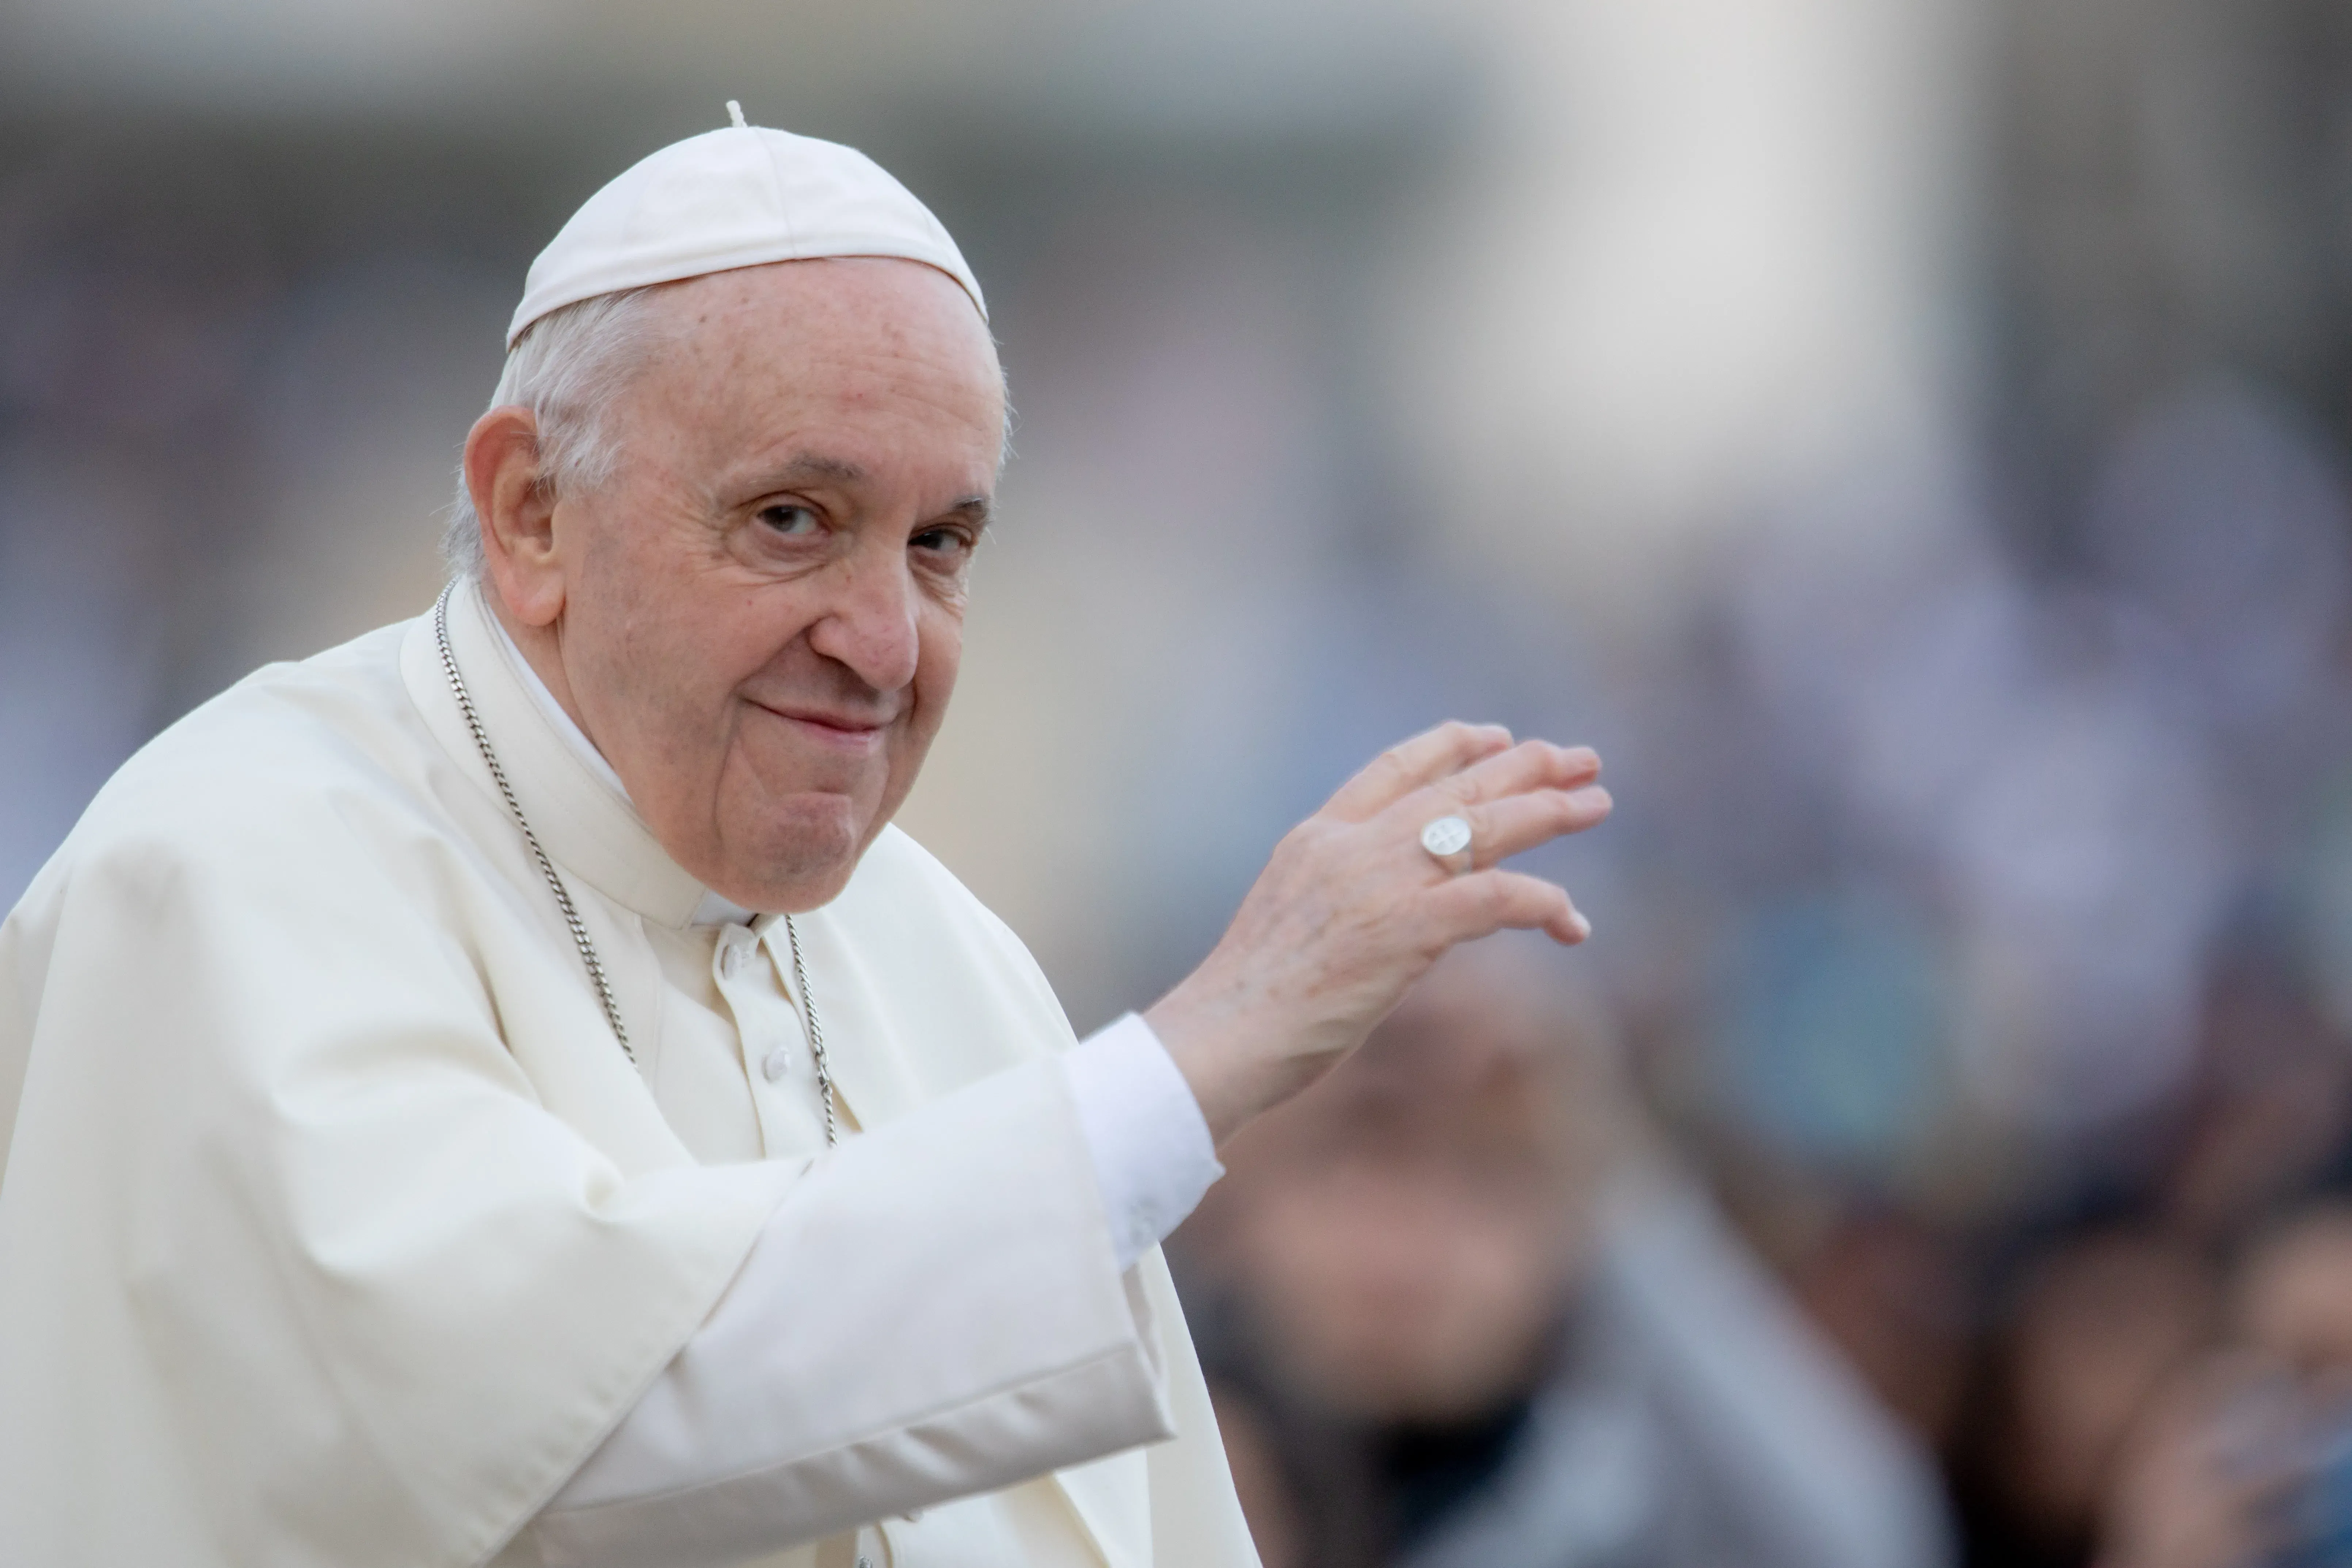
[483, 606, 759, 928]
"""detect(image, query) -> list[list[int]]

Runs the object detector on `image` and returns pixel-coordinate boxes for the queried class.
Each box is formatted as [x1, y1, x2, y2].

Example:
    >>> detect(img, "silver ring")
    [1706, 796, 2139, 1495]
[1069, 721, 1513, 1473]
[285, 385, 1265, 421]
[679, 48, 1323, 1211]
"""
[1420, 814, 1474, 873]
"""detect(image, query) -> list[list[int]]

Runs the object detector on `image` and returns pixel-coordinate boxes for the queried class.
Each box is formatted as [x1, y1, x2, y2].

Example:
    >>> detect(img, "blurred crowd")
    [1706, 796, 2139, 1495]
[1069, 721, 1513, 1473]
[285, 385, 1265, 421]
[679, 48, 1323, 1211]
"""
[14, 1, 2352, 1565]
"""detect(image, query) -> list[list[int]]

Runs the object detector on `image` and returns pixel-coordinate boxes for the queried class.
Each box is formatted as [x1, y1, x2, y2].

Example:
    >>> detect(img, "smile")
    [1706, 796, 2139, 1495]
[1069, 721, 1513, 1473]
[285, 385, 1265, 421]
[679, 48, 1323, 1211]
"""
[748, 701, 891, 753]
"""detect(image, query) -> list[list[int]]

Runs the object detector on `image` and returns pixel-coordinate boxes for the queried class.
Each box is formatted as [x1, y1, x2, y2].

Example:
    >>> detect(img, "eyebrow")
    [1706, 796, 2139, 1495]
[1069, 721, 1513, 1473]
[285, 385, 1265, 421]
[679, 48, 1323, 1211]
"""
[761, 454, 870, 488]
[942, 494, 994, 530]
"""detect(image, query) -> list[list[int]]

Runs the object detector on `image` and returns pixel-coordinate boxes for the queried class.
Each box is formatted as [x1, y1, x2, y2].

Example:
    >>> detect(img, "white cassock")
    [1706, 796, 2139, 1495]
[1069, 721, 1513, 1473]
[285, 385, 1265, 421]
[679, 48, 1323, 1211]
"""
[0, 578, 1262, 1568]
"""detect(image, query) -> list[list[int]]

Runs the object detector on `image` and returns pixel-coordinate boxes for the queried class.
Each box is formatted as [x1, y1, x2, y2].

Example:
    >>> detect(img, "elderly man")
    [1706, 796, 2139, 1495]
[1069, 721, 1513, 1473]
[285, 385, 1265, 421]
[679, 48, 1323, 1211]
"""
[0, 114, 1610, 1568]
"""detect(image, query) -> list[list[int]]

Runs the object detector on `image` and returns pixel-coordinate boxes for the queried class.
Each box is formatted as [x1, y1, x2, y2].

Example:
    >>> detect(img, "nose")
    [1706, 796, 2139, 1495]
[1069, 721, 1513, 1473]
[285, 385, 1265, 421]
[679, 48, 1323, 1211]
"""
[804, 542, 922, 695]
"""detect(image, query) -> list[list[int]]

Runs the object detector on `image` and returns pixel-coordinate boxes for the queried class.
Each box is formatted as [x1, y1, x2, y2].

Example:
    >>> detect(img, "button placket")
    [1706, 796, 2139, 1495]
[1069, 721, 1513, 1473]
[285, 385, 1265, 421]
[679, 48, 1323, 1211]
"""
[714, 923, 828, 1153]
[748, 932, 793, 1086]
[748, 926, 810, 1089]
[716, 924, 787, 1087]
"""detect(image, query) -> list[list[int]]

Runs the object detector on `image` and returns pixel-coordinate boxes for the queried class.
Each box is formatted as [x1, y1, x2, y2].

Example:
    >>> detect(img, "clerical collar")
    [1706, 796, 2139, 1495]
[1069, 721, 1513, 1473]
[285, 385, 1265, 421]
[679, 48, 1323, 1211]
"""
[483, 607, 758, 929]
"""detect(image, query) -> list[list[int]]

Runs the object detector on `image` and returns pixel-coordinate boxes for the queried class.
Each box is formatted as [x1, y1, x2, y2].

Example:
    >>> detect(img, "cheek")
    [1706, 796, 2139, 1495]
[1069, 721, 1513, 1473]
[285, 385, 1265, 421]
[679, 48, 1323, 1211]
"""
[898, 613, 965, 747]
[917, 609, 964, 700]
[583, 530, 774, 722]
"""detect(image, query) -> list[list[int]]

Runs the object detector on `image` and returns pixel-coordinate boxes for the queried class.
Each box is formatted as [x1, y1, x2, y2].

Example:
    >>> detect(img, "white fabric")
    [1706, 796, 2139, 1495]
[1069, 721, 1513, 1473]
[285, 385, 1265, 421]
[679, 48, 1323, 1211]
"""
[0, 580, 1260, 1568]
[490, 613, 630, 801]
[509, 116, 985, 346]
[519, 1064, 1173, 1568]
[531, 1026, 1223, 1565]
[535, 1041, 1204, 1567]
[1066, 1013, 1225, 1272]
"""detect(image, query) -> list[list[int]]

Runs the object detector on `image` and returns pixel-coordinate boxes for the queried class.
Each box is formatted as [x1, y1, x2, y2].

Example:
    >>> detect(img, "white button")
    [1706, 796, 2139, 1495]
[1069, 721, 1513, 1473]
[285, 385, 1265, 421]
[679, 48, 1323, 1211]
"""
[720, 942, 747, 978]
[761, 1048, 790, 1083]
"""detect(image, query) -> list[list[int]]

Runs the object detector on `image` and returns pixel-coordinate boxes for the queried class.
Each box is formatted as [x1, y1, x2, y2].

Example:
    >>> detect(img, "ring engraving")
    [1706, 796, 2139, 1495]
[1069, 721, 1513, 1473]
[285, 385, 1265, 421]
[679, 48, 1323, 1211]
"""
[1420, 814, 1473, 864]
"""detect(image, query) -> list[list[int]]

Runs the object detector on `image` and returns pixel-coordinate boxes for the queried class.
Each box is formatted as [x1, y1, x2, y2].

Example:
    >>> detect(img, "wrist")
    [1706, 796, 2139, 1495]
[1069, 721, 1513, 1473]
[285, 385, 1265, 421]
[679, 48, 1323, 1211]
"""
[1143, 985, 1342, 1148]
[1143, 993, 1249, 1147]
[1149, 977, 1316, 1147]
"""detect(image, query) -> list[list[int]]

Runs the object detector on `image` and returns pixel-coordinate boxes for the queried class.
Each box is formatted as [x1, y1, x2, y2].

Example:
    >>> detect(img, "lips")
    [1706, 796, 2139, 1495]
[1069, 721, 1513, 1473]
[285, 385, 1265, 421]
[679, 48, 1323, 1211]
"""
[748, 700, 892, 749]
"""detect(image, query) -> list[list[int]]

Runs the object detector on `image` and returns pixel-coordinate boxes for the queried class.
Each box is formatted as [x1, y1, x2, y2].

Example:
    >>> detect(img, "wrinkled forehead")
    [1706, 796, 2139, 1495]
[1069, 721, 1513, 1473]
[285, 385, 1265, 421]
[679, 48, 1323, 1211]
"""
[619, 258, 1008, 466]
[656, 257, 995, 367]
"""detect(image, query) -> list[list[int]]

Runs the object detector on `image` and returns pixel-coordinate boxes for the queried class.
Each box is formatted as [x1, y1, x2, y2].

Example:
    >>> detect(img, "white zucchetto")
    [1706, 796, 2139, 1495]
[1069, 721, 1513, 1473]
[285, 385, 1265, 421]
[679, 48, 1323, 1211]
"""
[507, 104, 985, 347]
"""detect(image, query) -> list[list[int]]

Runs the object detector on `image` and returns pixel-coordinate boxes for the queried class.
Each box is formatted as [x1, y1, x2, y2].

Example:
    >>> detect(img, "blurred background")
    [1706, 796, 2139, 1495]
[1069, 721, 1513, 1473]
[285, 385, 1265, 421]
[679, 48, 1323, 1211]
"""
[11, 0, 2352, 1563]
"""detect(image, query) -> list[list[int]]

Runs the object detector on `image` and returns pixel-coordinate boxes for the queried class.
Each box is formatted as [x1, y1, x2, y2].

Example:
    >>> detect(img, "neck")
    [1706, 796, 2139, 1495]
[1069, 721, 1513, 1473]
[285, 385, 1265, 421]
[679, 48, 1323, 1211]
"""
[483, 584, 592, 739]
[462, 579, 758, 924]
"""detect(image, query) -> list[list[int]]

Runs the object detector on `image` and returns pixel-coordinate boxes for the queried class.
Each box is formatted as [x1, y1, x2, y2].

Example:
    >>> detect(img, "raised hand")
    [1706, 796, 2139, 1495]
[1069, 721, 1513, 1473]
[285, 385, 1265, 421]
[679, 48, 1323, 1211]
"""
[1145, 721, 1610, 1144]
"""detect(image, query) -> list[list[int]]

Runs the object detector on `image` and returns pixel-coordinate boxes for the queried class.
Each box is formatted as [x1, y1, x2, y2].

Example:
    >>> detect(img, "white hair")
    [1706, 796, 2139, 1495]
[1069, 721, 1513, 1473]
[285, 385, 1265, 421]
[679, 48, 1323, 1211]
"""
[440, 286, 671, 579]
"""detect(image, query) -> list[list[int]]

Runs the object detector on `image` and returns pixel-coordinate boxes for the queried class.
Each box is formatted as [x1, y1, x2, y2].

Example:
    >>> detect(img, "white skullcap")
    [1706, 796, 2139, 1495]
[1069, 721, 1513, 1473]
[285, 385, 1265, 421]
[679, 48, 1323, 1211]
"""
[506, 104, 985, 348]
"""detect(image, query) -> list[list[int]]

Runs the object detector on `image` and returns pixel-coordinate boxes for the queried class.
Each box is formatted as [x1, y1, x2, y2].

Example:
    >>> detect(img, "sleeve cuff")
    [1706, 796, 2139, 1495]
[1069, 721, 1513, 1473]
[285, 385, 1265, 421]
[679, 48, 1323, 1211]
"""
[1063, 1013, 1224, 1272]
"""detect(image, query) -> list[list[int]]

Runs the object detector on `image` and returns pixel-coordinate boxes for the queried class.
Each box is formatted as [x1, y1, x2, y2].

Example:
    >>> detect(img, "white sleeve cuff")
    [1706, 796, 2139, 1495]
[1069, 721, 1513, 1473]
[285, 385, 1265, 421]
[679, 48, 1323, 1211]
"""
[1063, 1013, 1224, 1273]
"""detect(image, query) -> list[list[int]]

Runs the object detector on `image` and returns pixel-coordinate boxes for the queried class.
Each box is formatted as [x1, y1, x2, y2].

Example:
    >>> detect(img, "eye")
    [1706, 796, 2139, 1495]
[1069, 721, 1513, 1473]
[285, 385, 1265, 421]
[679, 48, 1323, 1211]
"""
[911, 524, 975, 558]
[758, 502, 821, 537]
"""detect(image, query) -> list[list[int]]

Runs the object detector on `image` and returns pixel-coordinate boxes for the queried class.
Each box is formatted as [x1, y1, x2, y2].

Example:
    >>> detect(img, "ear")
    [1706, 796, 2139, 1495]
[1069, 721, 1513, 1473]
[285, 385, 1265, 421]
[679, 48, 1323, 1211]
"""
[465, 405, 566, 630]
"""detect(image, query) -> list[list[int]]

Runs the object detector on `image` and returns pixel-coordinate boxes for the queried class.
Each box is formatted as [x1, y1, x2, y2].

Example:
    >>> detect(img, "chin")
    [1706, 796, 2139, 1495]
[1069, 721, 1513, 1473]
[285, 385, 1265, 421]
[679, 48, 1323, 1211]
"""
[723, 795, 869, 910]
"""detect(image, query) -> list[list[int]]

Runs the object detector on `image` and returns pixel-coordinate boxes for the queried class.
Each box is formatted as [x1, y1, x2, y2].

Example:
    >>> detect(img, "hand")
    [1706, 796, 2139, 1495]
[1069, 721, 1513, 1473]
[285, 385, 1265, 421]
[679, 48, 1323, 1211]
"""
[1145, 721, 1610, 1144]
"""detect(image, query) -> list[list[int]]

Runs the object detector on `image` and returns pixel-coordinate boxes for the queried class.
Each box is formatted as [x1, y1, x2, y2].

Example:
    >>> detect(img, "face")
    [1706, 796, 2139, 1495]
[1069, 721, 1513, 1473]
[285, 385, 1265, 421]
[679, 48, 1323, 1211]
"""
[516, 259, 1003, 911]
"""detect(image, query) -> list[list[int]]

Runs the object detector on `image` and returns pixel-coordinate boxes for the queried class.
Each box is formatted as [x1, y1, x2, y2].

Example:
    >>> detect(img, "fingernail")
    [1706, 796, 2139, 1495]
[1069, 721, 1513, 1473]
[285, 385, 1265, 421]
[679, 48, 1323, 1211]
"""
[1571, 910, 1593, 941]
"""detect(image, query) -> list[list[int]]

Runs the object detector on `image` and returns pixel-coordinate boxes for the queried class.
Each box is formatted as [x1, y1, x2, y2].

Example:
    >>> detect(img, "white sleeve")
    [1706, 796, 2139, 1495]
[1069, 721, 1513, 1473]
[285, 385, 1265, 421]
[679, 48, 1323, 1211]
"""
[1062, 1012, 1225, 1272]
[521, 1018, 1220, 1567]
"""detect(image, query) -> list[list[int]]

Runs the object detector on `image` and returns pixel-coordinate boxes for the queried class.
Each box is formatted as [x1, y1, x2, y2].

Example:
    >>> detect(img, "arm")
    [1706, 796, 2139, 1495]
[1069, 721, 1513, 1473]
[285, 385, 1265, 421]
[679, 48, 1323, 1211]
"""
[526, 1015, 1221, 1567]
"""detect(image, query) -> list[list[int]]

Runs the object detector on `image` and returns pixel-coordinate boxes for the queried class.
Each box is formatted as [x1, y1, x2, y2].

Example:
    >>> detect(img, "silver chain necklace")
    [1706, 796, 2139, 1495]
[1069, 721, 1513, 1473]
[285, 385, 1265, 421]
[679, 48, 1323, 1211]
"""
[434, 584, 839, 1147]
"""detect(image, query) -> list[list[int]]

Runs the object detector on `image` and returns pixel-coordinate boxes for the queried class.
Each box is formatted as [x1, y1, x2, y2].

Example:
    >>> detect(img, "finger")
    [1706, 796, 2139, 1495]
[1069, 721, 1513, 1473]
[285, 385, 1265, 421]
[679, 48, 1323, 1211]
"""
[1323, 720, 1514, 823]
[1395, 740, 1600, 823]
[1459, 785, 1613, 867]
[1421, 869, 1593, 946]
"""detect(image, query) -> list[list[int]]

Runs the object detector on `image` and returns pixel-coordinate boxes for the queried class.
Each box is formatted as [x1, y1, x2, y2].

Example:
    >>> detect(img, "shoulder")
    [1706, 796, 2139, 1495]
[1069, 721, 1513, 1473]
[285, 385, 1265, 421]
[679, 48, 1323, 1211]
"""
[836, 825, 1032, 953]
[20, 616, 453, 916]
[823, 825, 1075, 1040]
